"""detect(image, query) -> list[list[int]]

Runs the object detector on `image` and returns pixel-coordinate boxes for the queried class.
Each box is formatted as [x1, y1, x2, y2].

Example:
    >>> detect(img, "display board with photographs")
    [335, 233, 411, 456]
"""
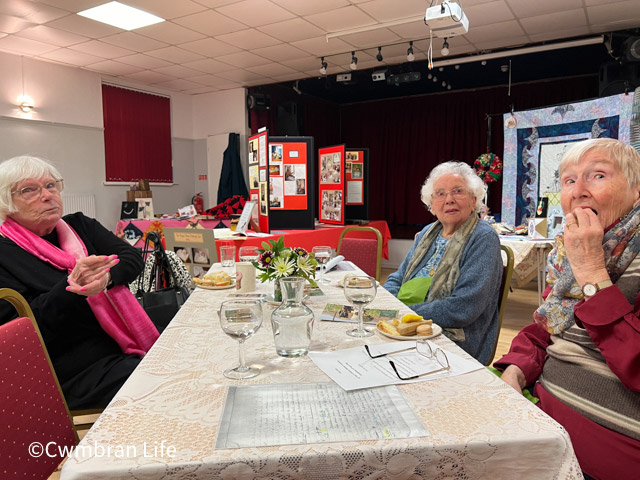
[318, 145, 345, 225]
[163, 228, 218, 279]
[344, 148, 369, 222]
[248, 130, 270, 233]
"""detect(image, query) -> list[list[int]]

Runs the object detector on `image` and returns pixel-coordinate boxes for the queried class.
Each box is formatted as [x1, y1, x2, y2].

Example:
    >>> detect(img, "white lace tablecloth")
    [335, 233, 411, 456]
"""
[61, 266, 582, 480]
[500, 237, 554, 287]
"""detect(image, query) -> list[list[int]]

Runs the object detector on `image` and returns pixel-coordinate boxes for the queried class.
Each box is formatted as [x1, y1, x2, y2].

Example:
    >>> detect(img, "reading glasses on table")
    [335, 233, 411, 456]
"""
[364, 340, 450, 380]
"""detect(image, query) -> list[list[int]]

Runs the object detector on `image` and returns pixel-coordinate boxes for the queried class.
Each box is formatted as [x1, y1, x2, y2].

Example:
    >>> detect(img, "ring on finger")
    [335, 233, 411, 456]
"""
[566, 222, 577, 228]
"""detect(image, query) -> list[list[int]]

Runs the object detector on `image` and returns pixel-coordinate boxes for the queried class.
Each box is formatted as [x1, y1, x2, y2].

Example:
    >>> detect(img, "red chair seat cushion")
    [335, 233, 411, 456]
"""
[0, 317, 76, 478]
[339, 238, 379, 278]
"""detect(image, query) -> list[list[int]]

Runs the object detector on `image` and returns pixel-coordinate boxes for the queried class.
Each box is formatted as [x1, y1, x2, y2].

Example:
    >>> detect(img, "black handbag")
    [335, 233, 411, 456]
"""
[136, 233, 190, 333]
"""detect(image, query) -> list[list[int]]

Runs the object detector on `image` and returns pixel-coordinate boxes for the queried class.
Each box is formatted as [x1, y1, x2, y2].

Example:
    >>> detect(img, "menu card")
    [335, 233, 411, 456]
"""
[215, 383, 428, 449]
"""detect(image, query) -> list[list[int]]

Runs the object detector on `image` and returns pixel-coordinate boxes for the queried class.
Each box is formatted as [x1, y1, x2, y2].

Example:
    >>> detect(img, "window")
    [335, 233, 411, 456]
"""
[102, 84, 172, 183]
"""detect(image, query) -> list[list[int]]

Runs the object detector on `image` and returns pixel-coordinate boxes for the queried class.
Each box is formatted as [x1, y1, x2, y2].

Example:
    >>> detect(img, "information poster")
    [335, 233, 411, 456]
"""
[249, 130, 269, 233]
[267, 142, 309, 212]
[345, 150, 364, 205]
[318, 145, 345, 225]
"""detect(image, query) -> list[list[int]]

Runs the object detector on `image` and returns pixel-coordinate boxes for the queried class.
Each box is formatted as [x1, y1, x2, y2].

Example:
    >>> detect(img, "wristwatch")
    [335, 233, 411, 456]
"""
[581, 279, 613, 298]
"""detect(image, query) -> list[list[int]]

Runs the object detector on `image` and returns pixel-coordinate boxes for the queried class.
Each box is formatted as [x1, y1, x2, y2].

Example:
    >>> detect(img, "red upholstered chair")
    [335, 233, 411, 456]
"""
[337, 226, 383, 280]
[0, 288, 77, 479]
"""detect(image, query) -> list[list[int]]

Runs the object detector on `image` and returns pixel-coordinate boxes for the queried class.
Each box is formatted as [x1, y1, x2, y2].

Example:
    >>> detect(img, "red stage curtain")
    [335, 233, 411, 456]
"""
[102, 85, 172, 183]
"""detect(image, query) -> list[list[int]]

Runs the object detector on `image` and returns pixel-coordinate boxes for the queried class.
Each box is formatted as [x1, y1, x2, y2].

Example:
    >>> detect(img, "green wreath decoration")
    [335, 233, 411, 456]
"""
[473, 152, 503, 184]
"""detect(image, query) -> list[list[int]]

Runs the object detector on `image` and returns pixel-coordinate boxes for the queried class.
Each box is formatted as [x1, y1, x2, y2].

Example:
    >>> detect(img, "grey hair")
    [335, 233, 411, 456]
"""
[420, 161, 487, 212]
[0, 155, 63, 219]
[558, 138, 640, 187]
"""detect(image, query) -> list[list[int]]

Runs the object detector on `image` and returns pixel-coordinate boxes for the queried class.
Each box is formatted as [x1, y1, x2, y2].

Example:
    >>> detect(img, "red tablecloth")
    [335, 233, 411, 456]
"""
[115, 219, 391, 260]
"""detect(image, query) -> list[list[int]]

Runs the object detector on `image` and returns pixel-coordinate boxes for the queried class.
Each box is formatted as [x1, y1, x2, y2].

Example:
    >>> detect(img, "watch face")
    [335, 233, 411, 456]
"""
[583, 283, 597, 297]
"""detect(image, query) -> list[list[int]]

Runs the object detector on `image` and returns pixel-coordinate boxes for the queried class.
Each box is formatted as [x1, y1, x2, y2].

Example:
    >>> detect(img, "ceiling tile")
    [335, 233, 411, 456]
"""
[39, 46, 103, 65]
[252, 43, 309, 62]
[521, 9, 587, 35]
[291, 36, 355, 56]
[69, 40, 134, 58]
[246, 62, 298, 76]
[216, 29, 281, 49]
[338, 27, 400, 48]
[187, 73, 232, 86]
[173, 10, 246, 36]
[473, 34, 530, 50]
[305, 5, 377, 32]
[85, 59, 143, 75]
[116, 52, 173, 69]
[125, 70, 176, 84]
[528, 26, 591, 43]
[146, 45, 205, 63]
[357, 0, 426, 22]
[183, 58, 237, 73]
[216, 68, 266, 82]
[35, 0, 105, 11]
[179, 37, 241, 56]
[281, 55, 325, 71]
[190, 0, 244, 7]
[155, 78, 207, 90]
[464, 19, 525, 44]
[101, 32, 168, 52]
[0, 33, 58, 54]
[15, 24, 88, 46]
[153, 64, 205, 77]
[464, 1, 514, 27]
[506, 0, 584, 18]
[46, 14, 121, 38]
[186, 86, 219, 94]
[136, 21, 206, 44]
[217, 0, 295, 27]
[0, 14, 36, 33]
[270, 0, 349, 16]
[587, 1, 640, 28]
[388, 21, 431, 38]
[124, 0, 207, 20]
[257, 18, 325, 43]
[3, 1, 68, 23]
[216, 50, 271, 67]
[272, 72, 310, 82]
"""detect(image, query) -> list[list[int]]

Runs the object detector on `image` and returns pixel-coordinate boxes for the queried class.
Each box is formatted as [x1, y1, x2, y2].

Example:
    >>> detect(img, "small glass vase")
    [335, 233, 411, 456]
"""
[271, 277, 314, 357]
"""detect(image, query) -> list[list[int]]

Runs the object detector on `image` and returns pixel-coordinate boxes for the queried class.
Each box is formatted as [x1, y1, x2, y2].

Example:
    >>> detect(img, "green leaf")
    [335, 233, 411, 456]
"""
[261, 241, 271, 250]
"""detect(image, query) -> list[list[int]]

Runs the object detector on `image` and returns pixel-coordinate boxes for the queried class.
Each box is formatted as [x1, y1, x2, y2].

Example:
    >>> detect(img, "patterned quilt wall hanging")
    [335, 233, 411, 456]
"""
[501, 93, 634, 234]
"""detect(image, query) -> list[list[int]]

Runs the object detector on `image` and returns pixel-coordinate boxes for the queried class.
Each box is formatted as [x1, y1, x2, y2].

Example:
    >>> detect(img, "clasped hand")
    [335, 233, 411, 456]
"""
[66, 255, 119, 297]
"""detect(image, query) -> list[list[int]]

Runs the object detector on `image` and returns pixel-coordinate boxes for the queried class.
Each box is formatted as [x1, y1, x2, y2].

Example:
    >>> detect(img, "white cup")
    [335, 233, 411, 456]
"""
[235, 262, 257, 292]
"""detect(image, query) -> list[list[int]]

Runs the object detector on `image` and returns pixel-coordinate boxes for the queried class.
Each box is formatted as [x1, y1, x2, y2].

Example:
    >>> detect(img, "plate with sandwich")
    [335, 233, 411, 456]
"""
[376, 313, 442, 340]
[193, 271, 235, 290]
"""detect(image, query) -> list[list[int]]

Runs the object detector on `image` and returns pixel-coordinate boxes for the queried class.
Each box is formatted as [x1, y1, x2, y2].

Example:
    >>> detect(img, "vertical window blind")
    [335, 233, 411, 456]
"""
[102, 84, 173, 183]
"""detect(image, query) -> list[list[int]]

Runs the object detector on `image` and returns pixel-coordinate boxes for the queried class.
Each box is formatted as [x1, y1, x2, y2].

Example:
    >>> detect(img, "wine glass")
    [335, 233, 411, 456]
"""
[344, 275, 377, 337]
[238, 245, 260, 262]
[218, 299, 263, 379]
[312, 245, 332, 284]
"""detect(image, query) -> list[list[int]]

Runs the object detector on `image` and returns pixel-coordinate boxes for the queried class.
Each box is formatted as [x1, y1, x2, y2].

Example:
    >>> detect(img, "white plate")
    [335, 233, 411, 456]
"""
[195, 282, 236, 290]
[376, 323, 442, 340]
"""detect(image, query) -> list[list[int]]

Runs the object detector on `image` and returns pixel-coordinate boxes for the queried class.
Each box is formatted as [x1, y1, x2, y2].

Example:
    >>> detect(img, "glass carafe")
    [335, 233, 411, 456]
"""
[271, 277, 314, 357]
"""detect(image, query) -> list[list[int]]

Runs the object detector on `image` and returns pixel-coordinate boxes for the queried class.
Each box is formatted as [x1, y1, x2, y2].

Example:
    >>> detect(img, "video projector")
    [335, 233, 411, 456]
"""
[425, 1, 469, 38]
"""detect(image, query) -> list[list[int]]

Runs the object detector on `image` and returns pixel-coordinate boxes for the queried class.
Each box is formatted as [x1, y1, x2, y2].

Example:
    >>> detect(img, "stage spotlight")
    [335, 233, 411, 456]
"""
[376, 46, 383, 62]
[320, 57, 327, 75]
[441, 38, 450, 56]
[407, 41, 415, 62]
[350, 51, 358, 70]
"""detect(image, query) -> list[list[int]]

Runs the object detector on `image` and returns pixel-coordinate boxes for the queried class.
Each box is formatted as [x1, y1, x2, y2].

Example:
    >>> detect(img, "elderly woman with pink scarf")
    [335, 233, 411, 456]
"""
[0, 156, 158, 409]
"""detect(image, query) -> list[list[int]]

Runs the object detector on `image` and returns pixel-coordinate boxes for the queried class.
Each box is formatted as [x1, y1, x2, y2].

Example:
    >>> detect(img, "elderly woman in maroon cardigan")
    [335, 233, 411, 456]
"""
[494, 138, 640, 480]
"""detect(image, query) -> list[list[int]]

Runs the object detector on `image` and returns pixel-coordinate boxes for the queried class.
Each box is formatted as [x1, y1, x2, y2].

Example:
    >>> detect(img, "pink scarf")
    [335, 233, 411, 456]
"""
[0, 217, 159, 356]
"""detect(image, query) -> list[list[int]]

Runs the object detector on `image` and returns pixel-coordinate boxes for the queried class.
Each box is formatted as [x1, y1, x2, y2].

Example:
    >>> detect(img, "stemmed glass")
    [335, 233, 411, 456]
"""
[312, 245, 332, 284]
[218, 299, 263, 379]
[238, 246, 260, 262]
[344, 275, 377, 337]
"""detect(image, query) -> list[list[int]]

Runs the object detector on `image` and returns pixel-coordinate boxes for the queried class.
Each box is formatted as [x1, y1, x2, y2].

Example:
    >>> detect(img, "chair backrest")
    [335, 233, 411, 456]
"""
[337, 226, 383, 280]
[0, 288, 77, 479]
[486, 245, 515, 365]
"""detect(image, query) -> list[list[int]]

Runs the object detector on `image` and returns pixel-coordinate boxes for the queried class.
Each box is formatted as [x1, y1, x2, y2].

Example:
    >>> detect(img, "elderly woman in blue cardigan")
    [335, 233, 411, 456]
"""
[384, 161, 502, 365]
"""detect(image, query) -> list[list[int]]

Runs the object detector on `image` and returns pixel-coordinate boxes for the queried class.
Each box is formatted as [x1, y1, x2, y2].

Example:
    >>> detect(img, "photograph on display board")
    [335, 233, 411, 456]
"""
[284, 164, 295, 180]
[249, 138, 259, 164]
[284, 164, 307, 195]
[320, 153, 341, 184]
[259, 169, 266, 182]
[269, 164, 281, 176]
[345, 162, 352, 174]
[174, 247, 191, 264]
[321, 190, 343, 222]
[193, 265, 207, 279]
[346, 151, 359, 161]
[351, 163, 363, 179]
[249, 165, 259, 189]
[296, 179, 306, 195]
[346, 181, 363, 204]
[258, 135, 267, 167]
[259, 182, 268, 216]
[192, 247, 210, 265]
[270, 144, 283, 163]
[270, 177, 283, 208]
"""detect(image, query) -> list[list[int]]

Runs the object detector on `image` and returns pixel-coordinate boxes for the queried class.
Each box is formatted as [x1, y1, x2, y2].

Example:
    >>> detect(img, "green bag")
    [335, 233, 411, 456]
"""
[397, 276, 432, 306]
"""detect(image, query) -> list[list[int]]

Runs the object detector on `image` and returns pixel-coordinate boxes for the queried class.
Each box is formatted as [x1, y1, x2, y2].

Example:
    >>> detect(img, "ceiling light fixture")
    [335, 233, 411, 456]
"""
[407, 41, 415, 62]
[319, 57, 328, 75]
[78, 1, 165, 31]
[18, 56, 34, 114]
[350, 52, 358, 70]
[441, 38, 450, 56]
[376, 46, 383, 62]
[432, 35, 605, 68]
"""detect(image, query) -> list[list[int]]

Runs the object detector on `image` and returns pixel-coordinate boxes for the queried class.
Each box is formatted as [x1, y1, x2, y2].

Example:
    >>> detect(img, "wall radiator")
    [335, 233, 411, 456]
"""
[62, 194, 96, 218]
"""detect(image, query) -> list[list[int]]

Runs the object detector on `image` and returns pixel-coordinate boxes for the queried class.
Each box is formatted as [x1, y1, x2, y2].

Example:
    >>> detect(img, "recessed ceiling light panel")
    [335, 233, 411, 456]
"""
[78, 1, 165, 31]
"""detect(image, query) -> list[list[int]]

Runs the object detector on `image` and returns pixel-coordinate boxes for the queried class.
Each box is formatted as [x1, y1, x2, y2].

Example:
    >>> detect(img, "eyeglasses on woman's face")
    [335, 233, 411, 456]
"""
[12, 179, 64, 201]
[364, 340, 450, 380]
[431, 186, 468, 202]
